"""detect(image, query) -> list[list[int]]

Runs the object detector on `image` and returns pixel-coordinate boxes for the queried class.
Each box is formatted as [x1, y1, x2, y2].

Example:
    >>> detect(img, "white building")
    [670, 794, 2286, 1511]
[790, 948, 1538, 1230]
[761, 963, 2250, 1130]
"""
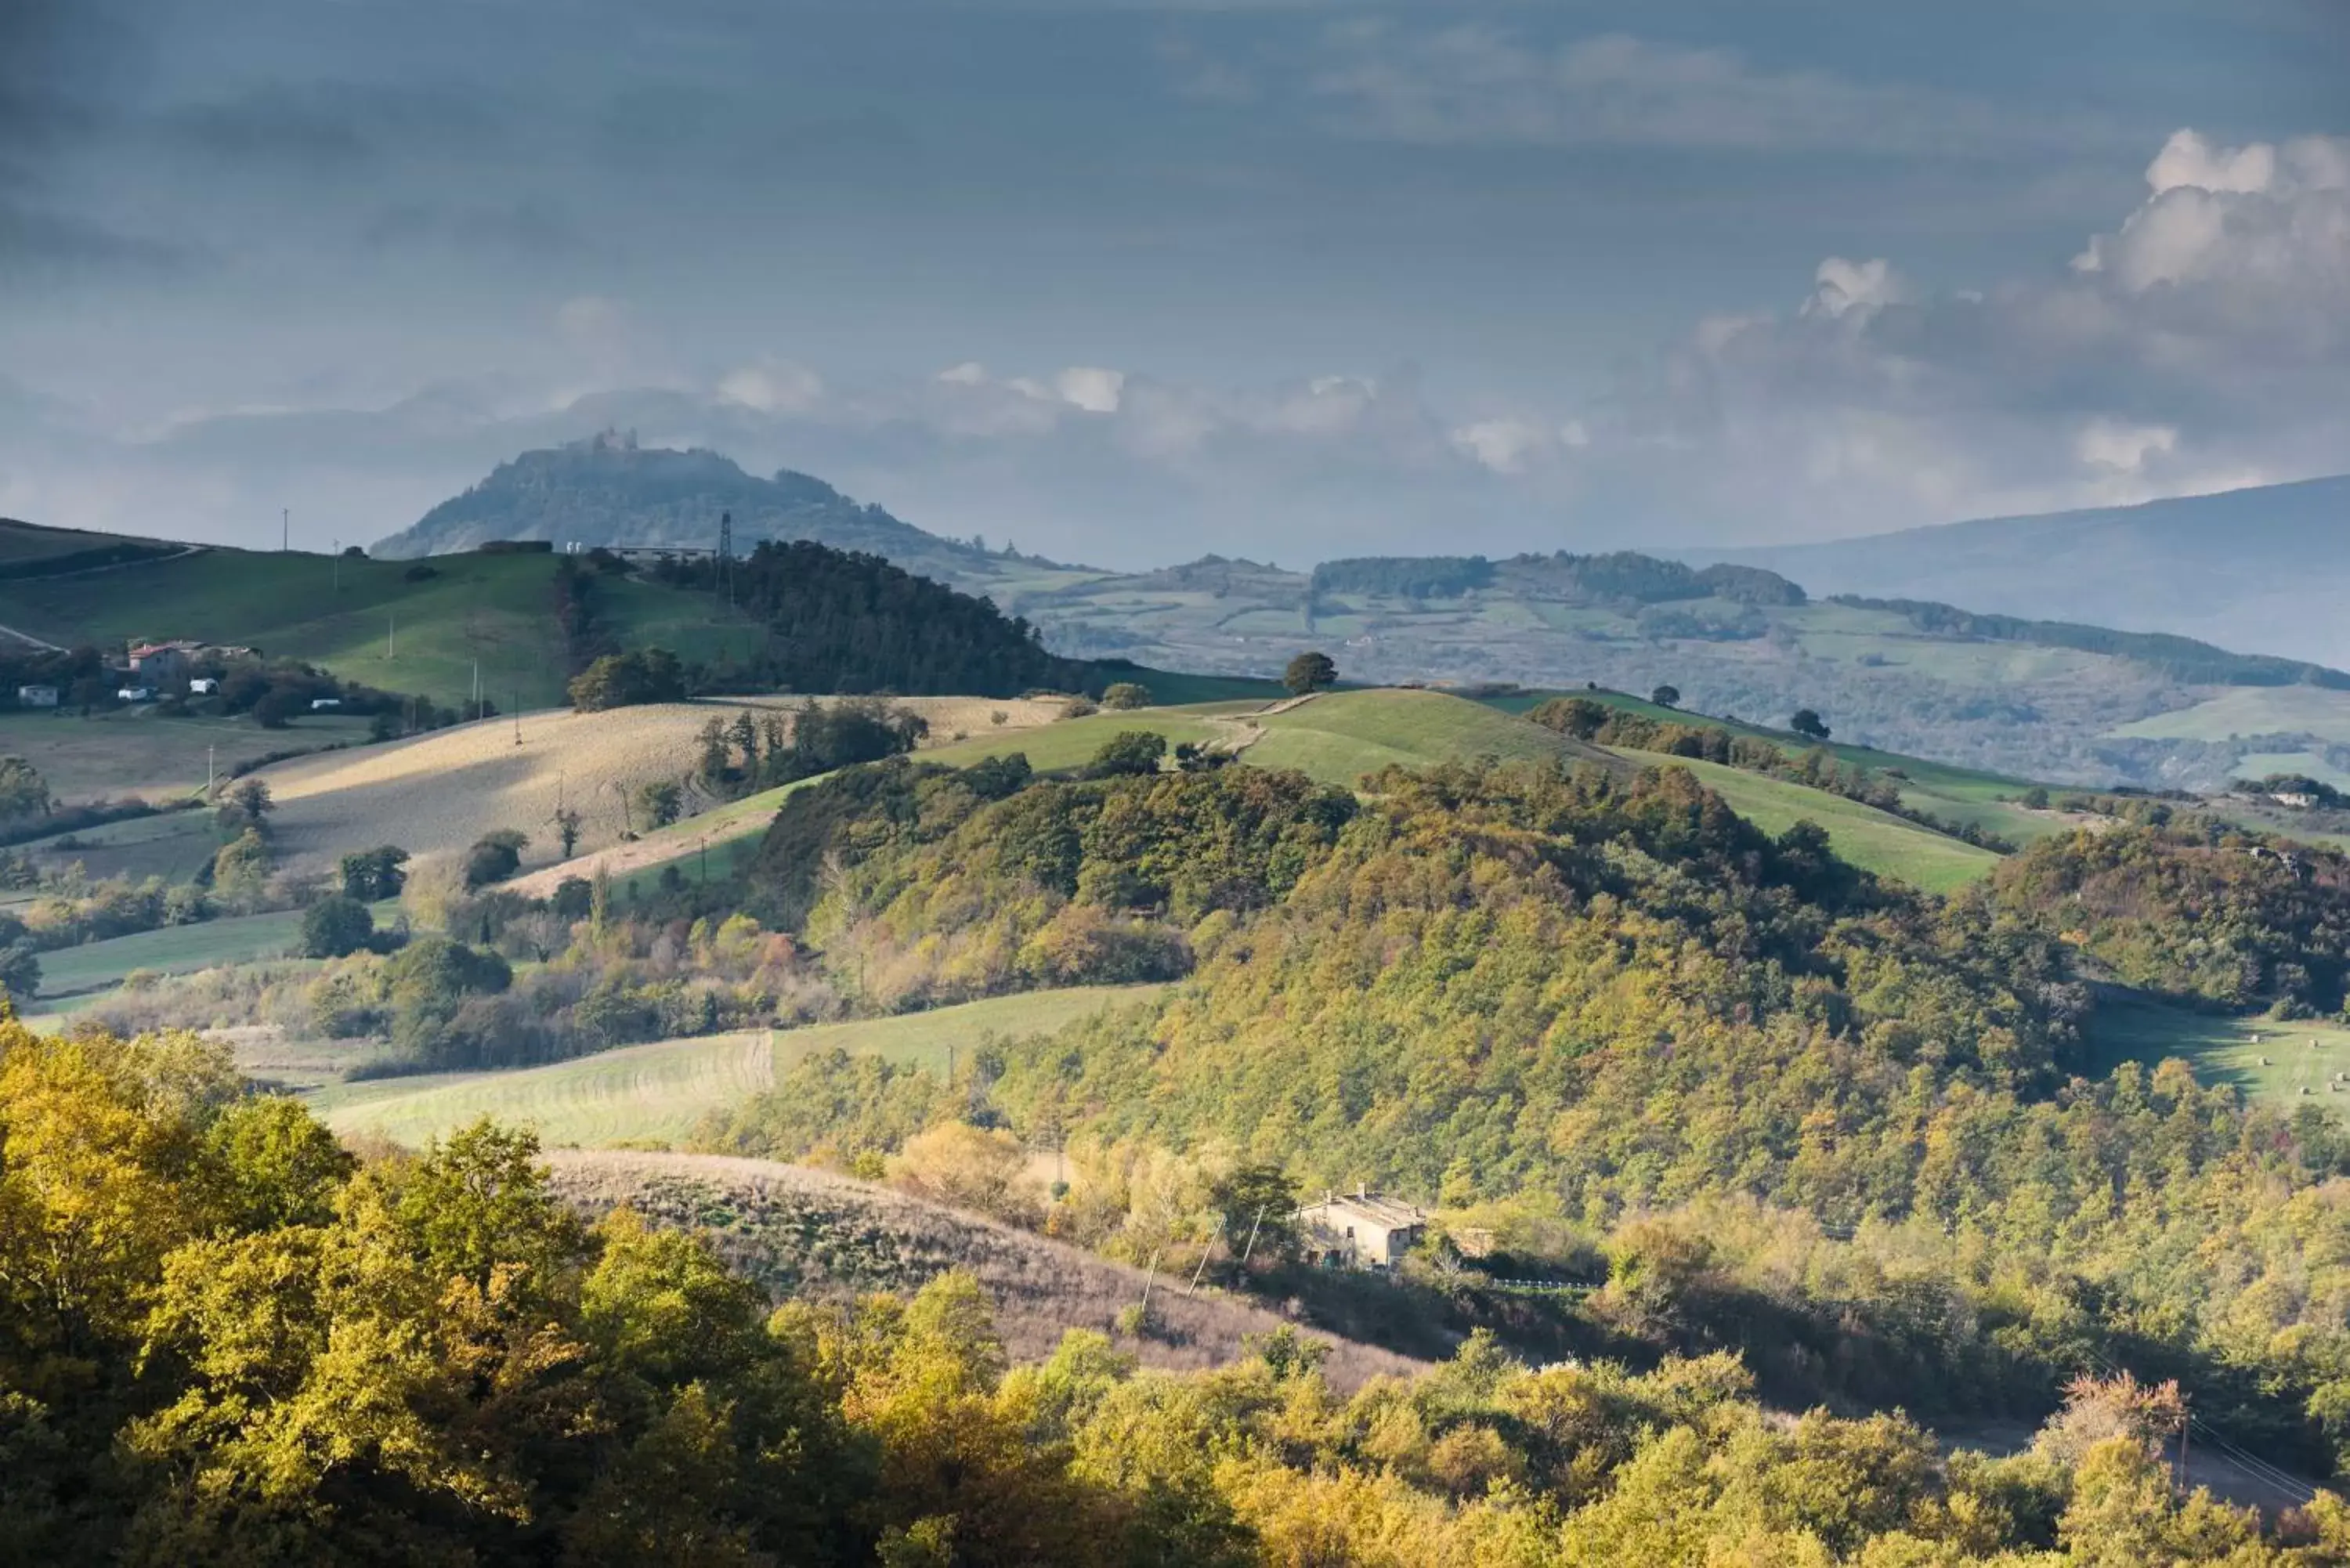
[1296, 1188, 1428, 1270]
[16, 685, 57, 708]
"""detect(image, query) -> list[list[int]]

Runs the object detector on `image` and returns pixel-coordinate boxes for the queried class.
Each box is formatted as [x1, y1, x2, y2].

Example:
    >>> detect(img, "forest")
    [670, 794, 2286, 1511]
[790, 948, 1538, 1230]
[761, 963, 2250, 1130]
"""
[15, 1020, 2350, 1565]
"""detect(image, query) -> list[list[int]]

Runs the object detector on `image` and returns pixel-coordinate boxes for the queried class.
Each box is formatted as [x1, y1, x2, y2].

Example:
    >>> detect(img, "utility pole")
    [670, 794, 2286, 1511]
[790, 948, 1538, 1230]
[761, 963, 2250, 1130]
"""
[512, 691, 522, 746]
[471, 660, 479, 720]
[332, 540, 340, 591]
[282, 508, 289, 552]
[386, 613, 396, 660]
[207, 744, 215, 796]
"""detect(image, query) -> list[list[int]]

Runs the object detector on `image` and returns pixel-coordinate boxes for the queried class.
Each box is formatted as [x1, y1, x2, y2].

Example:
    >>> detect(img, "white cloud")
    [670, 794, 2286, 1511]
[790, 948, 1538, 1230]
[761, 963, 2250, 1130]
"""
[716, 359, 825, 414]
[1308, 26, 2103, 154]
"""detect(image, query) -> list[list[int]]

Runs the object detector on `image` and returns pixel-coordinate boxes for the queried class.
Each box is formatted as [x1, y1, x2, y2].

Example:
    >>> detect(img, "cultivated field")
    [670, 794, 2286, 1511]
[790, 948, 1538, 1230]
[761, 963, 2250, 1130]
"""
[2085, 992, 2350, 1108]
[256, 695, 1072, 883]
[16, 809, 223, 884]
[547, 1149, 1426, 1386]
[310, 985, 1171, 1147]
[1621, 750, 2004, 894]
[507, 703, 1233, 898]
[0, 709, 371, 804]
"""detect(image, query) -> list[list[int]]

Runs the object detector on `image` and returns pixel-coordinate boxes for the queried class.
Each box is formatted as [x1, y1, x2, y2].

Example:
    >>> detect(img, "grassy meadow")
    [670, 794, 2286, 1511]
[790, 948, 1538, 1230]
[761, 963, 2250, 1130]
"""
[2084, 992, 2350, 1110]
[0, 547, 768, 713]
[1620, 750, 2005, 894]
[27, 906, 312, 1006]
[309, 984, 1171, 1148]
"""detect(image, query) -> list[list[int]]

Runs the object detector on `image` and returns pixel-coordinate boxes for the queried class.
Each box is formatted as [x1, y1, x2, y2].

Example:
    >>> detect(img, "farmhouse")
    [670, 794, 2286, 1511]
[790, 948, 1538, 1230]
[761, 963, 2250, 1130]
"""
[127, 639, 204, 687]
[16, 684, 57, 708]
[1296, 1188, 1428, 1270]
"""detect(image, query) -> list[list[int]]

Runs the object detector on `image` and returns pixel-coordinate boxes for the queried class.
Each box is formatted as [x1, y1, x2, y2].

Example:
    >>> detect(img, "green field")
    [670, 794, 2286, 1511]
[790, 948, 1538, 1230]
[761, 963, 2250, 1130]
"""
[309, 984, 1170, 1147]
[0, 547, 767, 713]
[2085, 992, 2350, 1109]
[1242, 688, 1617, 785]
[28, 906, 312, 1005]
[1477, 688, 2058, 847]
[2108, 685, 2350, 746]
[1620, 750, 2004, 894]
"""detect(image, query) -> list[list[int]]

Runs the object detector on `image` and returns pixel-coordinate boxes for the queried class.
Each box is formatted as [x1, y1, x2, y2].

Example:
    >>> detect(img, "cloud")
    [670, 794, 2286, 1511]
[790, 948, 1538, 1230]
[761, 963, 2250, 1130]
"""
[1307, 25, 2106, 155]
[1591, 128, 2350, 537]
[11, 127, 2350, 565]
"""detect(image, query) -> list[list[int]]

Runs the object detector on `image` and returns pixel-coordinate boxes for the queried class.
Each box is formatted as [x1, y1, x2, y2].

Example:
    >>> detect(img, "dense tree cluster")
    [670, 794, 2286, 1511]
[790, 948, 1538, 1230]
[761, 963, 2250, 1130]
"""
[1990, 822, 2350, 1014]
[657, 539, 1092, 697]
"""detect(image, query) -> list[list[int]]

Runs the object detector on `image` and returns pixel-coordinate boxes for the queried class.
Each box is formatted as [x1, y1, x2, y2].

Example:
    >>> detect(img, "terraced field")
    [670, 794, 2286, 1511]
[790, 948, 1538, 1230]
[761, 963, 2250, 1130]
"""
[310, 984, 1170, 1147]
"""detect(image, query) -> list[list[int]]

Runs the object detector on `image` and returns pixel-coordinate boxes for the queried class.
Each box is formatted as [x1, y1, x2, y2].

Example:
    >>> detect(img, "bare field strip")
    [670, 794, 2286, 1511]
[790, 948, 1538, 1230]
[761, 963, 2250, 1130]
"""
[547, 1149, 1428, 1386]
[255, 695, 1069, 881]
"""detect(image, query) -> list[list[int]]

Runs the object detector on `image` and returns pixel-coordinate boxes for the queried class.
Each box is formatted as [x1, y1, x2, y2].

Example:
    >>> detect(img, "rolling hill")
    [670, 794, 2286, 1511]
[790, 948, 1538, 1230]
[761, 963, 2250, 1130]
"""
[1689, 474, 2350, 670]
[356, 441, 2350, 789]
[365, 432, 1098, 596]
[0, 536, 768, 713]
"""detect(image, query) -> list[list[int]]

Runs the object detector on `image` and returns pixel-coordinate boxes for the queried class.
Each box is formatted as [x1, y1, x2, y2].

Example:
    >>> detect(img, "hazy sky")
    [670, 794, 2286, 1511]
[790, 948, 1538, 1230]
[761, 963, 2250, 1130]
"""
[4, 0, 2347, 565]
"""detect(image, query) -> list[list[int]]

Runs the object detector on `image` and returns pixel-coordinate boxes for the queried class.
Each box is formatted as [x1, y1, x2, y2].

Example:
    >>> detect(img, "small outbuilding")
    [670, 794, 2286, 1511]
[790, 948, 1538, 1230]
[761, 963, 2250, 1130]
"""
[1296, 1188, 1429, 1270]
[16, 684, 57, 708]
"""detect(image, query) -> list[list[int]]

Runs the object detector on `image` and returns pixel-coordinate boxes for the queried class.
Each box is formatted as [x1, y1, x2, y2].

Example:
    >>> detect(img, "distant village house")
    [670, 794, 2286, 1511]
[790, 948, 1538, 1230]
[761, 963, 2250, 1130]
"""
[16, 685, 58, 708]
[1296, 1188, 1428, 1270]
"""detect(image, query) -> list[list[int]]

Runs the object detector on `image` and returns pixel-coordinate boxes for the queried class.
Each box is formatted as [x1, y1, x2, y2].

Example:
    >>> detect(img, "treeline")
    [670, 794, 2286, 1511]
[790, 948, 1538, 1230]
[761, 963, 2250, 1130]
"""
[1308, 551, 1806, 609]
[13, 1027, 2350, 1563]
[655, 538, 1094, 696]
[1832, 593, 2350, 689]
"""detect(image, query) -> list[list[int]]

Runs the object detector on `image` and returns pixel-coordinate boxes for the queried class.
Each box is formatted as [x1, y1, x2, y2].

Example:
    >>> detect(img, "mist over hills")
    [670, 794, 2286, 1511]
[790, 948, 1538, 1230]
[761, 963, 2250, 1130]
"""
[1689, 475, 2350, 670]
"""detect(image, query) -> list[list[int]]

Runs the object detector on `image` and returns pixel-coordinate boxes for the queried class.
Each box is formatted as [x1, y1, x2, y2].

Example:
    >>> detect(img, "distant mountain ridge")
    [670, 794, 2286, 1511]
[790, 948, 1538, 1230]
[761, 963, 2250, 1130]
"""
[367, 432, 1046, 583]
[1687, 475, 2350, 670]
[356, 441, 2350, 789]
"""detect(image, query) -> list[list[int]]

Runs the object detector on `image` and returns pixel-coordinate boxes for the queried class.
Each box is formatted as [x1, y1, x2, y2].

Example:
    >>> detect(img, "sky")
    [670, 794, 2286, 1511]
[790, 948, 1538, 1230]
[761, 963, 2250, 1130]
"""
[2, 0, 2348, 567]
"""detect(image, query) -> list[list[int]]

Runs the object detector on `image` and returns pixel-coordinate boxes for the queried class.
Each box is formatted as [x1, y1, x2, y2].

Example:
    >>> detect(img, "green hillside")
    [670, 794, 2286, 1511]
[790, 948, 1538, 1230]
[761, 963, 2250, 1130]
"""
[1618, 750, 2003, 894]
[0, 547, 768, 711]
[309, 985, 1169, 1147]
[1480, 687, 2059, 847]
[540, 688, 2023, 903]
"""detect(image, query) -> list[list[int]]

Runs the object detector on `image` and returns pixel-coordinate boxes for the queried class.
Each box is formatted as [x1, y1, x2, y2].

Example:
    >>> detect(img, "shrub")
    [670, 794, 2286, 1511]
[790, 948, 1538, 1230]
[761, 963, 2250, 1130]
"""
[462, 829, 529, 890]
[1085, 730, 1166, 779]
[567, 648, 686, 711]
[298, 894, 375, 959]
[1100, 681, 1152, 710]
